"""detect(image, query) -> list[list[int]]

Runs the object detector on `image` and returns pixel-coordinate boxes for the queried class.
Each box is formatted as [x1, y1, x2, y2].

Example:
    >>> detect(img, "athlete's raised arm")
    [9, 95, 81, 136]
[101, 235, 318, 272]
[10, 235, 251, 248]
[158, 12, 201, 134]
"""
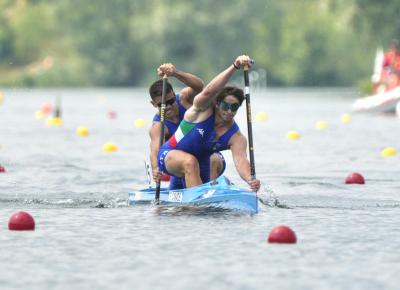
[157, 63, 204, 108]
[192, 55, 252, 113]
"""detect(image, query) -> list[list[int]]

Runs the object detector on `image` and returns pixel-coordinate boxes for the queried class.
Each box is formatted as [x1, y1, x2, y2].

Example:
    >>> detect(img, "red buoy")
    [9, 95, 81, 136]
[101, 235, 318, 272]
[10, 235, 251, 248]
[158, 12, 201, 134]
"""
[268, 225, 297, 244]
[40, 102, 52, 114]
[8, 211, 35, 231]
[0, 165, 5, 173]
[345, 172, 365, 184]
[107, 111, 117, 119]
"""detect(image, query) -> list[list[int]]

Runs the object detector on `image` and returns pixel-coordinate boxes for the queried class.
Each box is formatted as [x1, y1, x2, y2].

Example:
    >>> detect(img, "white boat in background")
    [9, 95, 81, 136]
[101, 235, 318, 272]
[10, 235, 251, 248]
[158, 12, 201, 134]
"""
[353, 47, 400, 114]
[371, 47, 384, 85]
[353, 86, 400, 113]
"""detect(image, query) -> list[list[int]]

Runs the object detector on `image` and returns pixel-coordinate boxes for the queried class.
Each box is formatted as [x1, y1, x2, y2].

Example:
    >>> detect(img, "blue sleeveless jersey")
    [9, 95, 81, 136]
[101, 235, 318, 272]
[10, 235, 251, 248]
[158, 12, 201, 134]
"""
[158, 112, 239, 184]
[152, 94, 186, 139]
[152, 94, 186, 189]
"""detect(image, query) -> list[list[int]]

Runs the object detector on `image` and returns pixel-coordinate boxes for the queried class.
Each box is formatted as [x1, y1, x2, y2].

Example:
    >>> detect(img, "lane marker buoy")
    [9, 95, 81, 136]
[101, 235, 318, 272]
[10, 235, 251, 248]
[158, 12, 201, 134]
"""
[287, 131, 300, 140]
[345, 172, 365, 184]
[40, 102, 52, 114]
[0, 91, 4, 105]
[268, 225, 297, 244]
[76, 126, 90, 137]
[134, 118, 146, 128]
[108, 111, 117, 119]
[381, 147, 397, 157]
[8, 211, 35, 231]
[103, 142, 118, 152]
[341, 114, 352, 123]
[256, 112, 267, 122]
[46, 117, 64, 127]
[315, 120, 327, 130]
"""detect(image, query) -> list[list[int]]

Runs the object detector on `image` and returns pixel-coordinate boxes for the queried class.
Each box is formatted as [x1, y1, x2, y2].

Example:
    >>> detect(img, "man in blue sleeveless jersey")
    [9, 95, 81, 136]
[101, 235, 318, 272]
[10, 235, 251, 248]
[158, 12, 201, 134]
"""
[157, 55, 261, 192]
[148, 64, 226, 189]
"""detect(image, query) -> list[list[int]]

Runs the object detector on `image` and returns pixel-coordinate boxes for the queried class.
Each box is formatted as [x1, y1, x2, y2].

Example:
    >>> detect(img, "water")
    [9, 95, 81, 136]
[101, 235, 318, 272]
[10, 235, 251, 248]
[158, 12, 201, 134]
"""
[0, 88, 399, 290]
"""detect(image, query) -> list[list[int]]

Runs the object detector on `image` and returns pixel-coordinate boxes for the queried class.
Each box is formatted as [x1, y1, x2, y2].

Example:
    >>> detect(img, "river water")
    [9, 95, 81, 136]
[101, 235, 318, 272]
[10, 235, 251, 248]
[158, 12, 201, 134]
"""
[0, 88, 399, 290]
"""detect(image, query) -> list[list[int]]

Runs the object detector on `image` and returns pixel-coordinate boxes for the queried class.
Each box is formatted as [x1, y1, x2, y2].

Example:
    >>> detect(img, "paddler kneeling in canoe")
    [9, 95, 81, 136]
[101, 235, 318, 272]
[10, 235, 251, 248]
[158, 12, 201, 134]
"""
[157, 55, 261, 192]
[148, 63, 227, 189]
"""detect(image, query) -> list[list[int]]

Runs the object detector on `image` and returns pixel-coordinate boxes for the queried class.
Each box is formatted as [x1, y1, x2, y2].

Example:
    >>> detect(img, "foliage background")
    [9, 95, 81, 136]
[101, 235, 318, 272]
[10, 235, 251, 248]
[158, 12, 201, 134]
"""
[0, 0, 399, 87]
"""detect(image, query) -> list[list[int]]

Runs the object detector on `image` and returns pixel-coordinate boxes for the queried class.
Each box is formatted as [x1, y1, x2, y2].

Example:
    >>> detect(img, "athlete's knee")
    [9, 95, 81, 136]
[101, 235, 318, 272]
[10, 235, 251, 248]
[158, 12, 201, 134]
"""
[210, 153, 223, 173]
[210, 153, 225, 178]
[182, 155, 199, 174]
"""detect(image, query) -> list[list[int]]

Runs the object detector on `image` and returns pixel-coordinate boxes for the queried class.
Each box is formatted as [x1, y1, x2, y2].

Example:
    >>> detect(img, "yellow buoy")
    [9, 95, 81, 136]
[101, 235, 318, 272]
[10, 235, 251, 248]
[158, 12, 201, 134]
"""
[34, 110, 45, 120]
[0, 92, 4, 105]
[134, 118, 146, 128]
[255, 112, 268, 122]
[46, 117, 64, 126]
[76, 126, 89, 137]
[287, 131, 300, 140]
[341, 114, 352, 123]
[315, 120, 327, 130]
[381, 147, 397, 157]
[103, 142, 118, 152]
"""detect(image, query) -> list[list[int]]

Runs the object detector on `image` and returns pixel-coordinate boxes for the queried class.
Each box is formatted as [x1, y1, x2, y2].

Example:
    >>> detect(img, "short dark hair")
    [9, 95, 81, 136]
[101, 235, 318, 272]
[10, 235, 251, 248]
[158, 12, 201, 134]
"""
[149, 80, 173, 100]
[216, 86, 245, 105]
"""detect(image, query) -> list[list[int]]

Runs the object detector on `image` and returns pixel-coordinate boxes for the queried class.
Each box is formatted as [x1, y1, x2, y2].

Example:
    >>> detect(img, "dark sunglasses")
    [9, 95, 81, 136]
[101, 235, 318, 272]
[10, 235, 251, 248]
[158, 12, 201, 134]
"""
[157, 98, 176, 108]
[218, 100, 240, 112]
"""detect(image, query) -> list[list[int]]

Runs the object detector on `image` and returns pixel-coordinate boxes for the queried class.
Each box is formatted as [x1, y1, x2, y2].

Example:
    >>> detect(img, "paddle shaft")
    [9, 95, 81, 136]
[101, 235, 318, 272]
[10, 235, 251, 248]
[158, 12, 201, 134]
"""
[55, 96, 61, 118]
[155, 74, 168, 203]
[243, 65, 256, 179]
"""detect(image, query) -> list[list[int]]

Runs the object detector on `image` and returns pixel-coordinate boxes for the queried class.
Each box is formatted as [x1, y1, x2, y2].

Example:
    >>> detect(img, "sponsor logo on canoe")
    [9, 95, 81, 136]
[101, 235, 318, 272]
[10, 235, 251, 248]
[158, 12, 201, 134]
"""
[203, 189, 216, 198]
[168, 191, 183, 202]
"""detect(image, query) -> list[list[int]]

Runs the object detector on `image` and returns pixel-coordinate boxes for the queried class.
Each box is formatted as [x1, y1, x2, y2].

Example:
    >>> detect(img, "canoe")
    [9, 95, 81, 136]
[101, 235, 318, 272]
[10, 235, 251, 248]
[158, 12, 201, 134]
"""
[128, 175, 258, 214]
[352, 86, 400, 113]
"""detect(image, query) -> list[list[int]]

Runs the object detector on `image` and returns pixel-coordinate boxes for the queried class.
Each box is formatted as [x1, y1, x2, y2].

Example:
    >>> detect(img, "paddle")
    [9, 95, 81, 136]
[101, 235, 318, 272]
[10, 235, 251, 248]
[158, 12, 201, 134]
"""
[144, 161, 151, 188]
[155, 74, 168, 203]
[243, 61, 256, 181]
[54, 96, 61, 118]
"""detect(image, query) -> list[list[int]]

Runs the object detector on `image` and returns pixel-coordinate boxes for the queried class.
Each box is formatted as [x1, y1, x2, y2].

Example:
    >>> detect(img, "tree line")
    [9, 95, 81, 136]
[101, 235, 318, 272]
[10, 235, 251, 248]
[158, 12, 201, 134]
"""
[0, 0, 399, 88]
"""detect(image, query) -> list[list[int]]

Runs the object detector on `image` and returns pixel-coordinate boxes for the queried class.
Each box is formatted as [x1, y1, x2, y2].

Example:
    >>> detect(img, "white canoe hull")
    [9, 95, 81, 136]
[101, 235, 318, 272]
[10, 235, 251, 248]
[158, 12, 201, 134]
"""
[353, 86, 400, 113]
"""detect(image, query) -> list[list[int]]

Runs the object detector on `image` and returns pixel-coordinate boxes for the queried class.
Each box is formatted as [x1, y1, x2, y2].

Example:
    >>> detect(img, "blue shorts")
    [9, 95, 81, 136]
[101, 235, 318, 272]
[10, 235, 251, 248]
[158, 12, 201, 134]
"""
[158, 149, 226, 189]
[169, 176, 185, 190]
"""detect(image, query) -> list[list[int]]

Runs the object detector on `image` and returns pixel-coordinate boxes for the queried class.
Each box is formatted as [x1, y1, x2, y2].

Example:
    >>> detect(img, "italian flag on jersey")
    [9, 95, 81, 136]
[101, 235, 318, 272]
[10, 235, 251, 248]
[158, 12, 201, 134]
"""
[169, 120, 195, 148]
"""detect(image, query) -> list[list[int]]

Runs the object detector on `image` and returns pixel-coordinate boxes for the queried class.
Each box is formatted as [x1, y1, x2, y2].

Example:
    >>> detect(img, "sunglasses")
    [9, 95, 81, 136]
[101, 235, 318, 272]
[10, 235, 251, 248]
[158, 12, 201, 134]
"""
[157, 98, 176, 108]
[218, 100, 240, 112]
